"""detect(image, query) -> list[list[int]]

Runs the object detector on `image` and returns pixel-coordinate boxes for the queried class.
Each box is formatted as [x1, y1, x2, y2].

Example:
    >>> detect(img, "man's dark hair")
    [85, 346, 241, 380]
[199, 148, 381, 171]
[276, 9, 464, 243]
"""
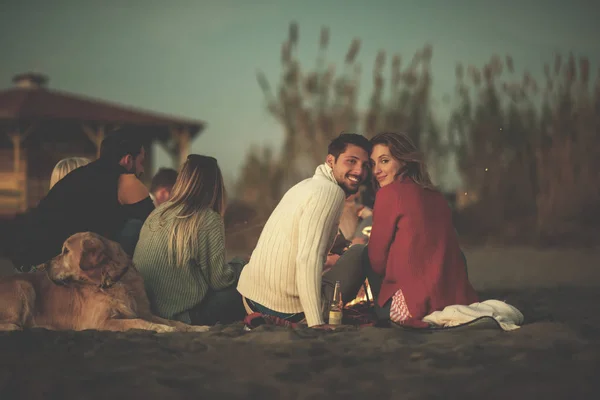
[327, 133, 372, 160]
[99, 131, 145, 164]
[150, 168, 178, 193]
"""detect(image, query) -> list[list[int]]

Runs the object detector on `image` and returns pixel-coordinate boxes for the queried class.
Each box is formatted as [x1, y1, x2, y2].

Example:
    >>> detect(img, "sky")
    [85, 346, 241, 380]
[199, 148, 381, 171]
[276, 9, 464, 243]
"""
[1, 0, 598, 190]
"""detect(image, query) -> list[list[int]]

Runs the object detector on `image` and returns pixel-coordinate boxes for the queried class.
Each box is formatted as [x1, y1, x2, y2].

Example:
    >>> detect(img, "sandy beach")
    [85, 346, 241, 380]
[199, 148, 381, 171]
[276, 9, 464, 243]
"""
[1, 246, 599, 399]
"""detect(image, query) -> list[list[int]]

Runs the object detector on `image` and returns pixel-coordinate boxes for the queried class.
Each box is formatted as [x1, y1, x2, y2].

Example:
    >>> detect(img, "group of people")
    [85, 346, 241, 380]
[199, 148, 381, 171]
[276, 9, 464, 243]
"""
[8, 130, 478, 330]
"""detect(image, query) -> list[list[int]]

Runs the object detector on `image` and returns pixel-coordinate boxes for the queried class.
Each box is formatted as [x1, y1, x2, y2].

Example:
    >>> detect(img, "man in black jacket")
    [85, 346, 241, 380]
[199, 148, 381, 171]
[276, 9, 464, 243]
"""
[10, 131, 155, 271]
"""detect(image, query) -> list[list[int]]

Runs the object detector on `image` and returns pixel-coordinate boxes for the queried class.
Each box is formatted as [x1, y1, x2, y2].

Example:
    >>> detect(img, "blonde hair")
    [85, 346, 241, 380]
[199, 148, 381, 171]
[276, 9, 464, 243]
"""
[370, 132, 435, 190]
[49, 157, 91, 189]
[159, 155, 227, 267]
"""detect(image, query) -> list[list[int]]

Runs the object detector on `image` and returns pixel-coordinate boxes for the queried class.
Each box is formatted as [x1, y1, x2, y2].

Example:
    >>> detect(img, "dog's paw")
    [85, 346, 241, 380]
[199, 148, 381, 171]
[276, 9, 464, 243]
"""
[0, 323, 22, 332]
[153, 324, 177, 334]
[188, 325, 210, 333]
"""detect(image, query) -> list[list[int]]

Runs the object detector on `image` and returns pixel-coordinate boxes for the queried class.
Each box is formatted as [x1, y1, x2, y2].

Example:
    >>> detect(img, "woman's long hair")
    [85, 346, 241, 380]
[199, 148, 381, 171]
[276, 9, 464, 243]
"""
[370, 132, 435, 190]
[49, 157, 91, 189]
[158, 154, 227, 266]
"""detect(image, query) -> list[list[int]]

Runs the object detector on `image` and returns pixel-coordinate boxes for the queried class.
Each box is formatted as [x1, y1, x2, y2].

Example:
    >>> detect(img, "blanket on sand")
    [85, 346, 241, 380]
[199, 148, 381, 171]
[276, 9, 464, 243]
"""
[423, 299, 524, 331]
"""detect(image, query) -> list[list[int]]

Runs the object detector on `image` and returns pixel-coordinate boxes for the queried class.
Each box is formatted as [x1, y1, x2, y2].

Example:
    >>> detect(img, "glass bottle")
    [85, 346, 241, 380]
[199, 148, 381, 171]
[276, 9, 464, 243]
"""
[328, 280, 343, 325]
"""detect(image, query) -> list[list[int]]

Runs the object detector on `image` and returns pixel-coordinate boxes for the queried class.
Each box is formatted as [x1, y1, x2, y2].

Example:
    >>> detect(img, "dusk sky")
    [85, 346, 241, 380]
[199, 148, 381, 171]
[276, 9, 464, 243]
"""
[1, 0, 598, 189]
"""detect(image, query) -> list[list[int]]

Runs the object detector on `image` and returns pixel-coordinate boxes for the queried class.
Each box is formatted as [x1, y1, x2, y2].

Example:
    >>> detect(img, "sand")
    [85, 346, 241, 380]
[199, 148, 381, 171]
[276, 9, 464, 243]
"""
[1, 246, 599, 399]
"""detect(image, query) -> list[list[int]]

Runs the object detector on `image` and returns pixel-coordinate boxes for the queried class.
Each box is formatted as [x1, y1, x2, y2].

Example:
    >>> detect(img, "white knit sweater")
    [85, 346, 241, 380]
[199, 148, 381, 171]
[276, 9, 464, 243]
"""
[237, 163, 345, 326]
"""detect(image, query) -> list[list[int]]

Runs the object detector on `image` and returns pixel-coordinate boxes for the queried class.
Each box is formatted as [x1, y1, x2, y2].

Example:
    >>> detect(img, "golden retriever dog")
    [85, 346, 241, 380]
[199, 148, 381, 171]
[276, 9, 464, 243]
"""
[0, 232, 208, 333]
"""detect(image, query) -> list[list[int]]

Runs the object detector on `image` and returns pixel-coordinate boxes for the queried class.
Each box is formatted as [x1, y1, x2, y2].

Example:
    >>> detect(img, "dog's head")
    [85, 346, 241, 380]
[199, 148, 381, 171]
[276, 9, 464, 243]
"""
[46, 232, 131, 288]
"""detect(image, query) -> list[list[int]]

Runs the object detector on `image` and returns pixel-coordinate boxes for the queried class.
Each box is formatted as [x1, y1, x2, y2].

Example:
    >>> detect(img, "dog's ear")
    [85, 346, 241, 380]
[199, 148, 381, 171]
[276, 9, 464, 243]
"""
[79, 236, 107, 271]
[98, 239, 132, 287]
[105, 238, 130, 264]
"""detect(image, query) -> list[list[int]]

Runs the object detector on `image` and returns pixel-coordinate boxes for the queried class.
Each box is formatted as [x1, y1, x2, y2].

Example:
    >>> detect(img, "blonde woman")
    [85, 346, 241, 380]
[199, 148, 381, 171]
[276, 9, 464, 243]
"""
[49, 157, 91, 189]
[133, 155, 246, 325]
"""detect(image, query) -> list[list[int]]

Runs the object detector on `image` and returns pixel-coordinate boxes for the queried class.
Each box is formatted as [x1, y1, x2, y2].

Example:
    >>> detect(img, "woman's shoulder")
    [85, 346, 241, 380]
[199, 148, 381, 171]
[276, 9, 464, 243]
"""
[201, 209, 224, 228]
[395, 176, 432, 195]
[375, 178, 433, 204]
[117, 174, 150, 205]
[376, 179, 404, 197]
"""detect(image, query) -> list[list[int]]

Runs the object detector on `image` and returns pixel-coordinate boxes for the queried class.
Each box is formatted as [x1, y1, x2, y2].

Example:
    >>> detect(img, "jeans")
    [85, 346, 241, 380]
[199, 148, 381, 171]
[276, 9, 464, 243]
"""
[189, 285, 246, 325]
[321, 244, 369, 308]
[188, 258, 248, 325]
[360, 249, 392, 320]
[322, 244, 391, 320]
[245, 299, 306, 322]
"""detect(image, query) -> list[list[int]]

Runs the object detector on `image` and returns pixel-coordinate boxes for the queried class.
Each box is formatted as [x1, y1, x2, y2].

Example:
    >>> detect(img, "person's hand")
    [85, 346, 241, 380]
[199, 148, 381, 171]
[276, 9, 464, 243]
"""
[325, 253, 340, 267]
[351, 237, 367, 246]
[358, 207, 372, 219]
[311, 324, 340, 330]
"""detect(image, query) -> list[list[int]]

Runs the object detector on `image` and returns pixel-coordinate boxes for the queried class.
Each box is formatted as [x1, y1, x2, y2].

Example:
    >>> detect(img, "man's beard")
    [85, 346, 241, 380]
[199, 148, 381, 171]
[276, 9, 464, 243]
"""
[128, 165, 143, 179]
[339, 182, 360, 196]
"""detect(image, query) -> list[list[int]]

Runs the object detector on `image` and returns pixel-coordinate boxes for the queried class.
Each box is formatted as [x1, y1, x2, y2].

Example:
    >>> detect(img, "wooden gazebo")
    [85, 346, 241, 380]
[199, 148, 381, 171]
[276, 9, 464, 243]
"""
[0, 72, 205, 215]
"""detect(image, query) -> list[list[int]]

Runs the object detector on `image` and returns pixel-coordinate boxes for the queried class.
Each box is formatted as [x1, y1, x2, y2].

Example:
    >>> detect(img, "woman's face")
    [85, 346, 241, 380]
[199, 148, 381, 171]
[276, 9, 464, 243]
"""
[370, 144, 404, 187]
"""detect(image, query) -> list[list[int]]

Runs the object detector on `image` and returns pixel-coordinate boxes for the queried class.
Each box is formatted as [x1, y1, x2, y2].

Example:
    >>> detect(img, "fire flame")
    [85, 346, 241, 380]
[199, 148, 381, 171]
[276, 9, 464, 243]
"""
[346, 279, 373, 307]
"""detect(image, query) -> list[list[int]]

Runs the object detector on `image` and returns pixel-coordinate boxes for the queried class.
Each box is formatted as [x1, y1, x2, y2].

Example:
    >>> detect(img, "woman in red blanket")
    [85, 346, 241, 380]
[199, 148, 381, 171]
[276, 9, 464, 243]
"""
[366, 132, 478, 327]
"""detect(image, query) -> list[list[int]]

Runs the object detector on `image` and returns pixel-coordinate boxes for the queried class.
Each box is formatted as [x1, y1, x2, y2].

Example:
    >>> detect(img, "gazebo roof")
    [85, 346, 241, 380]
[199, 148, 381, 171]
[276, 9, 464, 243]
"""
[0, 73, 205, 137]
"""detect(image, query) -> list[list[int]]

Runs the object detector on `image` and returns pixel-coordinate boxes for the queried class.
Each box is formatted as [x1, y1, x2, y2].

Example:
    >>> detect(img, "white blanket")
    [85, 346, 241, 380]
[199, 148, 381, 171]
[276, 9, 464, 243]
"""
[422, 300, 524, 331]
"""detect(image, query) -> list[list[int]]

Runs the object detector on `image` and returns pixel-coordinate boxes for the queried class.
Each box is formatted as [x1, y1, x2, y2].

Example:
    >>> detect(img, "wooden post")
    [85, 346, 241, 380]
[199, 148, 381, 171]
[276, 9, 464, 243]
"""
[169, 126, 191, 166]
[179, 127, 190, 165]
[8, 133, 21, 174]
[7, 126, 32, 174]
[7, 125, 33, 211]
[155, 139, 176, 169]
[82, 124, 105, 159]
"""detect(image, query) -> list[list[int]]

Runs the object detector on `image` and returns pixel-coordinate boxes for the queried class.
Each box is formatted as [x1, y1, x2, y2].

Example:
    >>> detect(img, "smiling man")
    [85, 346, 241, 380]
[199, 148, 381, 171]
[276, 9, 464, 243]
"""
[237, 133, 371, 329]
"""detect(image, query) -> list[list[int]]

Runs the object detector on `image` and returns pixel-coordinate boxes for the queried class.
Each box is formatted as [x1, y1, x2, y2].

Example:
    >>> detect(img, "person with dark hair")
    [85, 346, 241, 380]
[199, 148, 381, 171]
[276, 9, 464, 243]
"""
[237, 133, 372, 329]
[98, 133, 145, 170]
[149, 168, 178, 207]
[9, 130, 154, 271]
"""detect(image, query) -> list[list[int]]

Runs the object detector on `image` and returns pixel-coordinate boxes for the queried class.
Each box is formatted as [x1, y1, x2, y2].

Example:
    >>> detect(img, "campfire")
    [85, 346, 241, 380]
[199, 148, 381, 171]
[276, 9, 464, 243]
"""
[342, 279, 376, 326]
[346, 279, 373, 307]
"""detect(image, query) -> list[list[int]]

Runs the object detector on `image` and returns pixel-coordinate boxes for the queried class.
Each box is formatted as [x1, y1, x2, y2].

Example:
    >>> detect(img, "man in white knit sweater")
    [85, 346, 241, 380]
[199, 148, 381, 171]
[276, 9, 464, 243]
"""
[237, 134, 371, 328]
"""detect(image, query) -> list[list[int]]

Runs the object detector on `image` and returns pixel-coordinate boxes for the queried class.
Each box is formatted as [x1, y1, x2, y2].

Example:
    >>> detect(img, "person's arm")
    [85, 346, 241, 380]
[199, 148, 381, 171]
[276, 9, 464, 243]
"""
[368, 186, 402, 276]
[352, 215, 372, 245]
[121, 197, 155, 222]
[198, 212, 238, 290]
[296, 187, 345, 327]
[118, 175, 152, 204]
[118, 174, 155, 221]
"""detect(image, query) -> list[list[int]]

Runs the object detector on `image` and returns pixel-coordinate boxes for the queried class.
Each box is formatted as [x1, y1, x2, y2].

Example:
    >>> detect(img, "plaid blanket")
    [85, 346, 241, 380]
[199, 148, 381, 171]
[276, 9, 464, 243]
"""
[243, 312, 300, 329]
[243, 301, 378, 330]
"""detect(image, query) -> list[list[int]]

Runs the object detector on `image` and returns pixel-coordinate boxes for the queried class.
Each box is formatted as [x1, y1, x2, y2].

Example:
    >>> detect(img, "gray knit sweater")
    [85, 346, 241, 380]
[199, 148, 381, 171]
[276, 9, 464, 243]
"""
[133, 205, 238, 323]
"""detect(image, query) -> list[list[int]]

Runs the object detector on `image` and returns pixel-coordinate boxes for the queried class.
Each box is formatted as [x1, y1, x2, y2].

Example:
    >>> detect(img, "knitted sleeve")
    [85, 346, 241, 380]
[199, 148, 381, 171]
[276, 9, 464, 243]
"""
[296, 185, 344, 327]
[197, 212, 238, 291]
[368, 185, 402, 275]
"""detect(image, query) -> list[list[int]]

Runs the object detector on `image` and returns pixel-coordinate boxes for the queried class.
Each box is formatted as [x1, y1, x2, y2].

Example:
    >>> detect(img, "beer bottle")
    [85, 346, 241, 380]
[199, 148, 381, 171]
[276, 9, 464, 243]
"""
[328, 280, 343, 325]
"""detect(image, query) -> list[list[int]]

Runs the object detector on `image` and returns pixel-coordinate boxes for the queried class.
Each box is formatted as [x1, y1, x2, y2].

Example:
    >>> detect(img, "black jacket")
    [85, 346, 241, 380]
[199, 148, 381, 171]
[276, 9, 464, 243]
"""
[9, 159, 154, 268]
